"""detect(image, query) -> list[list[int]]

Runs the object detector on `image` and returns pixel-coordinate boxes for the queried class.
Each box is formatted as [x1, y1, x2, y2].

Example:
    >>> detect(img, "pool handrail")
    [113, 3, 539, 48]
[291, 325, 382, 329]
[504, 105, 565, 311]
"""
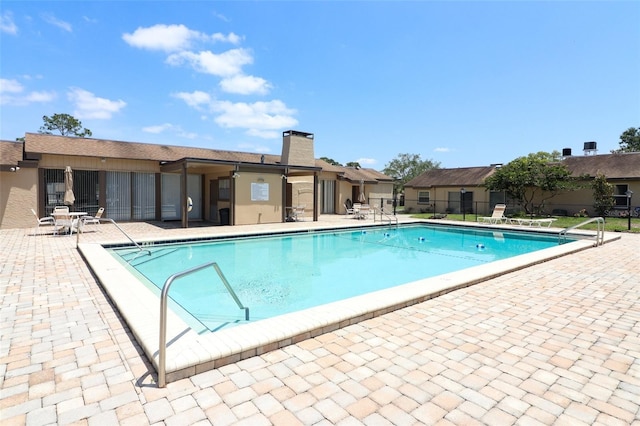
[158, 261, 249, 387]
[559, 216, 605, 246]
[373, 206, 398, 226]
[75, 217, 152, 260]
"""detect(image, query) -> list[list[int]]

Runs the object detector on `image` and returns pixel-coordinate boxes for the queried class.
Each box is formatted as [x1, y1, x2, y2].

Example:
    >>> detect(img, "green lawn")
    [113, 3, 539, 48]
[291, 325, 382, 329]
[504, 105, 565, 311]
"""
[407, 213, 640, 233]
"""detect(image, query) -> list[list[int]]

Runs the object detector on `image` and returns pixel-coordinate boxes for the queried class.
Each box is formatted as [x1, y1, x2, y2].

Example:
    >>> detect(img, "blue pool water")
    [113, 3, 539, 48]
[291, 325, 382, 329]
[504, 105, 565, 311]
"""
[110, 224, 566, 332]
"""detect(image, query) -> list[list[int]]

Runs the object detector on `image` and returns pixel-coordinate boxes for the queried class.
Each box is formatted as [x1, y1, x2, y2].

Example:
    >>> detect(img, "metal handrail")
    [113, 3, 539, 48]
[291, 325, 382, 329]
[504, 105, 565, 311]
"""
[75, 217, 152, 259]
[158, 261, 249, 387]
[373, 207, 398, 226]
[559, 217, 605, 246]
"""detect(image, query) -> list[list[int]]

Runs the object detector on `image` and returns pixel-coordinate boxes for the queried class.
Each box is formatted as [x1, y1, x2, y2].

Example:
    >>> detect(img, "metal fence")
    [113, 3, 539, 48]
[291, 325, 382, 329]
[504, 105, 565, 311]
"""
[369, 196, 640, 220]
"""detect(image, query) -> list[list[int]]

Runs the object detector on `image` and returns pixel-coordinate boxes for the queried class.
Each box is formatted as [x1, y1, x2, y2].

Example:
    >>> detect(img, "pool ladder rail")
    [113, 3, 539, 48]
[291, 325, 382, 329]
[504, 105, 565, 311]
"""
[75, 217, 152, 260]
[558, 217, 605, 247]
[373, 206, 399, 226]
[158, 261, 249, 388]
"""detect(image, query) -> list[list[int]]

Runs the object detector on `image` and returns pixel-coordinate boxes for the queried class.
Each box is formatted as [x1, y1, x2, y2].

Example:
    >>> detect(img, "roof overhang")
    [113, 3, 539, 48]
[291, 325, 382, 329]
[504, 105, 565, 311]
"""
[159, 157, 321, 174]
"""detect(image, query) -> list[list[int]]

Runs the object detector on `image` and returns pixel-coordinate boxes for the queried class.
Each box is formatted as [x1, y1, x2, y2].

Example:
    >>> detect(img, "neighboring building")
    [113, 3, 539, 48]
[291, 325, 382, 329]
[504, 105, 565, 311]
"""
[404, 166, 501, 216]
[404, 151, 640, 217]
[548, 152, 640, 216]
[0, 131, 394, 229]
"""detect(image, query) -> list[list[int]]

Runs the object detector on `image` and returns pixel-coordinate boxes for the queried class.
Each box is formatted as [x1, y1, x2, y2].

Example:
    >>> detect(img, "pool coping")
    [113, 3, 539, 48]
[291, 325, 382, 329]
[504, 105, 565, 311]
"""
[78, 221, 620, 384]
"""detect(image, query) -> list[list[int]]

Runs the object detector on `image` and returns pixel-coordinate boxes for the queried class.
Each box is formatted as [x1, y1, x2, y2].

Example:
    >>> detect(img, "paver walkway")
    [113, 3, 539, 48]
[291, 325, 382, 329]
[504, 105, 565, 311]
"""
[1, 219, 639, 425]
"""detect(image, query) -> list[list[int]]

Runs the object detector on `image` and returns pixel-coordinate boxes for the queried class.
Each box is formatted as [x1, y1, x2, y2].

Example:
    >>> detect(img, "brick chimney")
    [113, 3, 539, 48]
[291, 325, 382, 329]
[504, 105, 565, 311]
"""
[281, 130, 315, 167]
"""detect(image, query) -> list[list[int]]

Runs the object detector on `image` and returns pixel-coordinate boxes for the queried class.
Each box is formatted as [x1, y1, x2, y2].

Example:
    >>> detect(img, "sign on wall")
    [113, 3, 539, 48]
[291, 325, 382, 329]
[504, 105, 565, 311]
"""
[251, 182, 269, 201]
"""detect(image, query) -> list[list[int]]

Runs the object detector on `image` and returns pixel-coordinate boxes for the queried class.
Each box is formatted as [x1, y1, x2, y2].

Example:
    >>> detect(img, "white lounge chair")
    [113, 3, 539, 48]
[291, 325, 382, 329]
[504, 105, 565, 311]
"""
[478, 204, 507, 224]
[509, 217, 557, 227]
[344, 203, 355, 216]
[31, 208, 55, 235]
[82, 207, 104, 227]
[294, 205, 305, 221]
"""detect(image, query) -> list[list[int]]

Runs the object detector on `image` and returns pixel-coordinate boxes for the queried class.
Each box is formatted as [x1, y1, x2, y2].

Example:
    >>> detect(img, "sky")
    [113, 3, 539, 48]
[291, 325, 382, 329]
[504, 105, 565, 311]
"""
[1, 1, 639, 170]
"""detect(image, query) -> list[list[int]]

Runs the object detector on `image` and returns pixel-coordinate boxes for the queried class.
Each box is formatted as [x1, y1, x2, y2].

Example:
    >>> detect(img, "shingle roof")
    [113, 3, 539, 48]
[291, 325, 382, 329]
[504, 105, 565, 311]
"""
[24, 133, 281, 164]
[405, 166, 496, 188]
[22, 133, 395, 182]
[561, 152, 640, 179]
[0, 140, 23, 166]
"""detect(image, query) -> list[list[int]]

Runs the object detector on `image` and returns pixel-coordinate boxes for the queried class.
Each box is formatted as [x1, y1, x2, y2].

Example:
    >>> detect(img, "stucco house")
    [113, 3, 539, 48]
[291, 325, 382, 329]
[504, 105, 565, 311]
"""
[404, 152, 640, 217]
[0, 131, 394, 229]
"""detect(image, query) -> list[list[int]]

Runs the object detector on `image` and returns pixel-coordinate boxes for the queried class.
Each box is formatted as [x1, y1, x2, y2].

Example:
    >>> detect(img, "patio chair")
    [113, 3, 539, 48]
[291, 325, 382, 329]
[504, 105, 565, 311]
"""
[344, 203, 355, 216]
[31, 208, 55, 235]
[478, 204, 507, 224]
[52, 206, 75, 236]
[82, 207, 104, 227]
[295, 205, 305, 221]
[358, 204, 371, 219]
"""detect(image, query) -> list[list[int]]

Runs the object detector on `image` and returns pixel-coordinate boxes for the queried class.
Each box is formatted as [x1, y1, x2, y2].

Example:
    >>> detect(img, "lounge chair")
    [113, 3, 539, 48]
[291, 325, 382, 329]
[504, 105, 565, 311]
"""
[82, 207, 104, 227]
[294, 205, 305, 221]
[31, 208, 55, 235]
[508, 217, 557, 227]
[344, 203, 355, 216]
[478, 204, 507, 224]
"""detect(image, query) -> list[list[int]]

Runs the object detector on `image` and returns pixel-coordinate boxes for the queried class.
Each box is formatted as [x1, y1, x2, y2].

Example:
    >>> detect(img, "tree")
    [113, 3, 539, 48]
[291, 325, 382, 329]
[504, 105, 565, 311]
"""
[39, 113, 92, 137]
[320, 157, 342, 166]
[345, 161, 361, 168]
[382, 153, 440, 191]
[613, 127, 640, 153]
[484, 151, 574, 215]
[592, 173, 615, 217]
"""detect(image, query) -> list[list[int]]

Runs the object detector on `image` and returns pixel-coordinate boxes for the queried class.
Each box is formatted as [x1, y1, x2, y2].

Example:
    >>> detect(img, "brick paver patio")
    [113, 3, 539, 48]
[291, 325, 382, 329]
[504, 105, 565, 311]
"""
[1, 218, 639, 425]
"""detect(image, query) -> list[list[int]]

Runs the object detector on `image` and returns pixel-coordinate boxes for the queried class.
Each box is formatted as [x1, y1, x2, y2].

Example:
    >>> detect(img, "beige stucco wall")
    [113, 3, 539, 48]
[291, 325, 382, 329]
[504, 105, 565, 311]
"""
[234, 172, 284, 225]
[40, 154, 159, 172]
[404, 186, 492, 215]
[532, 180, 639, 216]
[288, 177, 315, 210]
[0, 168, 38, 229]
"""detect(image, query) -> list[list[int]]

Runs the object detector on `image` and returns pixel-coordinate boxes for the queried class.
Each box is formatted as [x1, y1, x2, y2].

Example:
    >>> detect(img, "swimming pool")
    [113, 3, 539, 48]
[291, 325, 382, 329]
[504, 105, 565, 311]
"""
[80, 220, 605, 384]
[110, 224, 568, 333]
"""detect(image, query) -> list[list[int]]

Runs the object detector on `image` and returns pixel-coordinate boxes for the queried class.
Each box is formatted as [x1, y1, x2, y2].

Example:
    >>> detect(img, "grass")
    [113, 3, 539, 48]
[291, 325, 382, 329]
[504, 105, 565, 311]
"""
[407, 213, 640, 233]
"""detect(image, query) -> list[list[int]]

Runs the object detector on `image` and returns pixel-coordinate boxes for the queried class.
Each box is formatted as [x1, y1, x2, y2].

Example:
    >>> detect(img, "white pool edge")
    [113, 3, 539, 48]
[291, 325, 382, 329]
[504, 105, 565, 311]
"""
[78, 225, 618, 384]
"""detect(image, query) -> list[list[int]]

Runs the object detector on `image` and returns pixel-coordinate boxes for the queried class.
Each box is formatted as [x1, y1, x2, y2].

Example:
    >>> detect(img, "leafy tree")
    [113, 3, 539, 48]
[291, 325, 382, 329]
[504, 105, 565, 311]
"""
[345, 161, 361, 168]
[39, 113, 92, 137]
[613, 127, 640, 153]
[382, 153, 440, 191]
[484, 151, 574, 215]
[592, 173, 615, 217]
[320, 157, 342, 166]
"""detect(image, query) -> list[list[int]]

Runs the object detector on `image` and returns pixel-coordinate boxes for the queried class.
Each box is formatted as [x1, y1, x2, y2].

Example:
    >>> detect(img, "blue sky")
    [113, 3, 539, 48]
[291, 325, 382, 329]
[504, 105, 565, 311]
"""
[1, 1, 639, 169]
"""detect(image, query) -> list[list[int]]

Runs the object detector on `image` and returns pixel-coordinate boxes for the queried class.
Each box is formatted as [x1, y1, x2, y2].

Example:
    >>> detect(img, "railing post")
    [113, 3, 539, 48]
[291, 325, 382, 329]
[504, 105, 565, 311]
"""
[158, 262, 248, 387]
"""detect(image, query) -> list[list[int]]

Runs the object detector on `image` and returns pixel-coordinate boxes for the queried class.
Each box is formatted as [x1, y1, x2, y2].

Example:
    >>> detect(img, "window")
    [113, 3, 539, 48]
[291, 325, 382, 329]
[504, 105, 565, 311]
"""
[614, 184, 630, 208]
[219, 178, 230, 201]
[418, 191, 430, 204]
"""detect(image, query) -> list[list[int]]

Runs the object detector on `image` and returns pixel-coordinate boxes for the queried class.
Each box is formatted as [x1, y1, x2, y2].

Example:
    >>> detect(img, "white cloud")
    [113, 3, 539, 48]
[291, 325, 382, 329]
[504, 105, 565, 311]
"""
[172, 90, 211, 109]
[237, 142, 271, 153]
[142, 123, 198, 139]
[1, 11, 18, 35]
[356, 158, 377, 165]
[166, 48, 253, 77]
[68, 88, 126, 119]
[0, 78, 23, 94]
[220, 74, 272, 95]
[41, 13, 72, 32]
[123, 24, 240, 52]
[0, 78, 56, 105]
[142, 123, 174, 134]
[434, 147, 451, 152]
[212, 100, 298, 136]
